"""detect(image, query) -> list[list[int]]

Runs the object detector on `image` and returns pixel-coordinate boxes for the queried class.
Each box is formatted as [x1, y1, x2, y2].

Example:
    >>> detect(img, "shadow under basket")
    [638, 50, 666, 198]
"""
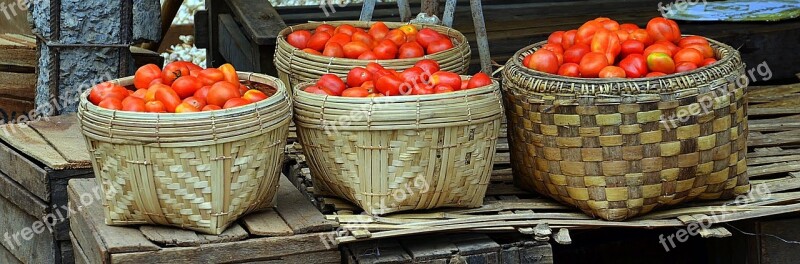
[501, 37, 750, 221]
[77, 72, 292, 235]
[293, 78, 503, 215]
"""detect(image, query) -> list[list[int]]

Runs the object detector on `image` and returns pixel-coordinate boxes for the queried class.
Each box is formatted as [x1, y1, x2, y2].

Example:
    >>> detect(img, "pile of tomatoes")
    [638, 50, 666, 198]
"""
[524, 17, 718, 78]
[89, 62, 270, 113]
[304, 59, 492, 97]
[286, 22, 455, 60]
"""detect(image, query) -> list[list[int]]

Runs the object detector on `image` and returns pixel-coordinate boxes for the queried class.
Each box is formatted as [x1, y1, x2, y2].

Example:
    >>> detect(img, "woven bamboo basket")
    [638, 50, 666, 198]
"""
[77, 72, 292, 234]
[502, 37, 750, 221]
[274, 21, 471, 90]
[293, 78, 503, 215]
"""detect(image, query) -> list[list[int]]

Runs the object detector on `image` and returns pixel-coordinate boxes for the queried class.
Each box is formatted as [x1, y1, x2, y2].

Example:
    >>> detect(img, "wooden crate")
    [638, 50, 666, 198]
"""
[0, 114, 93, 264]
[68, 174, 341, 263]
[0, 34, 36, 124]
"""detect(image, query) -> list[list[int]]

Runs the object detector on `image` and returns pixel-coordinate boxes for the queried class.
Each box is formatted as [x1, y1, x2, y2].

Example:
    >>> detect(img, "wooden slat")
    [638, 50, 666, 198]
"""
[0, 97, 34, 123]
[0, 243, 23, 264]
[0, 139, 49, 201]
[0, 123, 70, 170]
[242, 209, 295, 237]
[68, 179, 160, 264]
[0, 193, 56, 264]
[198, 224, 249, 244]
[27, 114, 92, 168]
[140, 226, 202, 247]
[275, 174, 336, 234]
[0, 72, 35, 100]
[0, 170, 47, 218]
[748, 130, 800, 147]
[70, 232, 92, 264]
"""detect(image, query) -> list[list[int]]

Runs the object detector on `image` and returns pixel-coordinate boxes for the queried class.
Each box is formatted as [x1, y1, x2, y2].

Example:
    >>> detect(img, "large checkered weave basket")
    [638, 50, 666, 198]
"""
[77, 73, 292, 234]
[502, 37, 750, 221]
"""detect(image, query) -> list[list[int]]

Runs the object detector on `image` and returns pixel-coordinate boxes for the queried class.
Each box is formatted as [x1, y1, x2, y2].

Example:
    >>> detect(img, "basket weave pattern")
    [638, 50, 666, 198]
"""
[293, 80, 503, 215]
[502, 38, 750, 221]
[78, 73, 292, 234]
[274, 21, 471, 89]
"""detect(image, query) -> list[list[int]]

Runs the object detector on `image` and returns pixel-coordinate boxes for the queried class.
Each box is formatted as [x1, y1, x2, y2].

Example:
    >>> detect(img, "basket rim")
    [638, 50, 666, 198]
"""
[292, 78, 500, 103]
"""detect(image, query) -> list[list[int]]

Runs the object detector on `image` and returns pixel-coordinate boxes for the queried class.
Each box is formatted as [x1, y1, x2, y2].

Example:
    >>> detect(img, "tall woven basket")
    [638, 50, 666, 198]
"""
[502, 37, 750, 221]
[293, 79, 503, 215]
[77, 73, 292, 234]
[274, 21, 471, 89]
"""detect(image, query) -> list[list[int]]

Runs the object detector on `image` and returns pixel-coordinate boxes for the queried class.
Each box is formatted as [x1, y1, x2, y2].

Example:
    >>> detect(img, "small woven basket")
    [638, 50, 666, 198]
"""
[293, 79, 503, 215]
[274, 20, 471, 89]
[77, 73, 292, 234]
[502, 37, 750, 221]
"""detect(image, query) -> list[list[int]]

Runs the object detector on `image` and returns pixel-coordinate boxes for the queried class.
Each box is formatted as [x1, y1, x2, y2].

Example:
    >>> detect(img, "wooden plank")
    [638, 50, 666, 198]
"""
[0, 139, 49, 201]
[400, 235, 458, 261]
[275, 174, 336, 234]
[757, 218, 800, 263]
[748, 130, 800, 147]
[748, 83, 800, 102]
[273, 250, 341, 263]
[0, 97, 34, 124]
[140, 226, 203, 247]
[226, 0, 286, 45]
[0, 170, 48, 218]
[0, 123, 70, 170]
[70, 232, 92, 264]
[242, 209, 295, 237]
[68, 179, 160, 264]
[198, 224, 249, 244]
[27, 114, 91, 168]
[748, 154, 800, 166]
[111, 232, 338, 263]
[0, 245, 22, 264]
[0, 72, 36, 100]
[748, 161, 800, 178]
[347, 239, 412, 264]
[0, 194, 56, 264]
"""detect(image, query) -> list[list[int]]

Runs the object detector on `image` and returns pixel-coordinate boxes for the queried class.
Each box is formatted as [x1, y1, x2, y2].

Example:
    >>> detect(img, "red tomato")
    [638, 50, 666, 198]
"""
[131, 88, 147, 99]
[361, 81, 376, 93]
[414, 60, 440, 80]
[183, 62, 203, 75]
[207, 81, 241, 107]
[341, 87, 370, 97]
[134, 64, 161, 89]
[161, 61, 191, 85]
[322, 43, 345, 58]
[684, 43, 714, 58]
[561, 30, 578, 50]
[145, 101, 166, 113]
[358, 51, 378, 60]
[416, 28, 442, 48]
[656, 40, 681, 56]
[398, 42, 425, 59]
[148, 78, 163, 87]
[576, 20, 601, 45]
[399, 67, 424, 84]
[335, 24, 357, 36]
[430, 71, 462, 91]
[678, 36, 709, 48]
[430, 84, 452, 94]
[347, 67, 373, 87]
[366, 62, 386, 75]
[315, 24, 335, 34]
[541, 43, 564, 55]
[564, 43, 591, 64]
[242, 90, 269, 103]
[343, 41, 371, 59]
[385, 29, 407, 46]
[316, 74, 347, 96]
[409, 82, 433, 95]
[238, 84, 248, 95]
[524, 49, 560, 74]
[547, 31, 564, 45]
[426, 38, 453, 54]
[590, 28, 621, 64]
[175, 102, 200, 113]
[646, 17, 681, 43]
[701, 58, 717, 67]
[618, 54, 648, 78]
[467, 72, 492, 89]
[369, 22, 390, 40]
[620, 23, 639, 32]
[620, 40, 645, 58]
[595, 17, 620, 31]
[171, 76, 202, 99]
[121, 97, 146, 112]
[328, 33, 351, 47]
[398, 25, 418, 36]
[351, 31, 374, 47]
[218, 63, 239, 85]
[197, 68, 224, 86]
[154, 87, 182, 112]
[202, 105, 222, 111]
[614, 30, 630, 42]
[286, 30, 312, 49]
[646, 72, 667, 77]
[675, 61, 698, 73]
[598, 66, 626, 78]
[629, 29, 653, 46]
[376, 75, 404, 96]
[307, 31, 332, 51]
[89, 82, 129, 105]
[372, 40, 398, 60]
[305, 86, 332, 95]
[98, 98, 123, 110]
[647, 52, 676, 74]
[222, 98, 250, 109]
[643, 43, 674, 58]
[145, 84, 169, 102]
[366, 93, 383, 97]
[182, 96, 206, 109]
[579, 52, 610, 78]
[557, 63, 581, 77]
[194, 86, 211, 101]
[673, 48, 704, 65]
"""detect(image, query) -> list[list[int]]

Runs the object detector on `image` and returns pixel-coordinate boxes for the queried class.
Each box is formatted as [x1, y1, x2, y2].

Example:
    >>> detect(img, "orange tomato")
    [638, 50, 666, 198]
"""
[576, 20, 602, 45]
[154, 87, 182, 112]
[629, 29, 653, 46]
[684, 43, 714, 58]
[646, 52, 676, 74]
[182, 96, 206, 109]
[131, 88, 148, 99]
[201, 105, 222, 111]
[433, 84, 454, 94]
[643, 43, 674, 58]
[430, 71, 462, 91]
[341, 87, 370, 97]
[145, 101, 166, 113]
[673, 48, 704, 65]
[678, 36, 709, 48]
[207, 81, 241, 107]
[145, 83, 169, 102]
[175, 102, 200, 113]
[646, 72, 667, 77]
[218, 63, 239, 85]
[197, 68, 225, 86]
[223, 98, 251, 109]
[98, 98, 123, 110]
[398, 25, 418, 36]
[646, 17, 681, 43]
[134, 64, 161, 89]
[590, 28, 621, 64]
[242, 90, 269, 103]
[384, 29, 407, 46]
[598, 66, 626, 78]
[579, 52, 610, 78]
[121, 97, 146, 112]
